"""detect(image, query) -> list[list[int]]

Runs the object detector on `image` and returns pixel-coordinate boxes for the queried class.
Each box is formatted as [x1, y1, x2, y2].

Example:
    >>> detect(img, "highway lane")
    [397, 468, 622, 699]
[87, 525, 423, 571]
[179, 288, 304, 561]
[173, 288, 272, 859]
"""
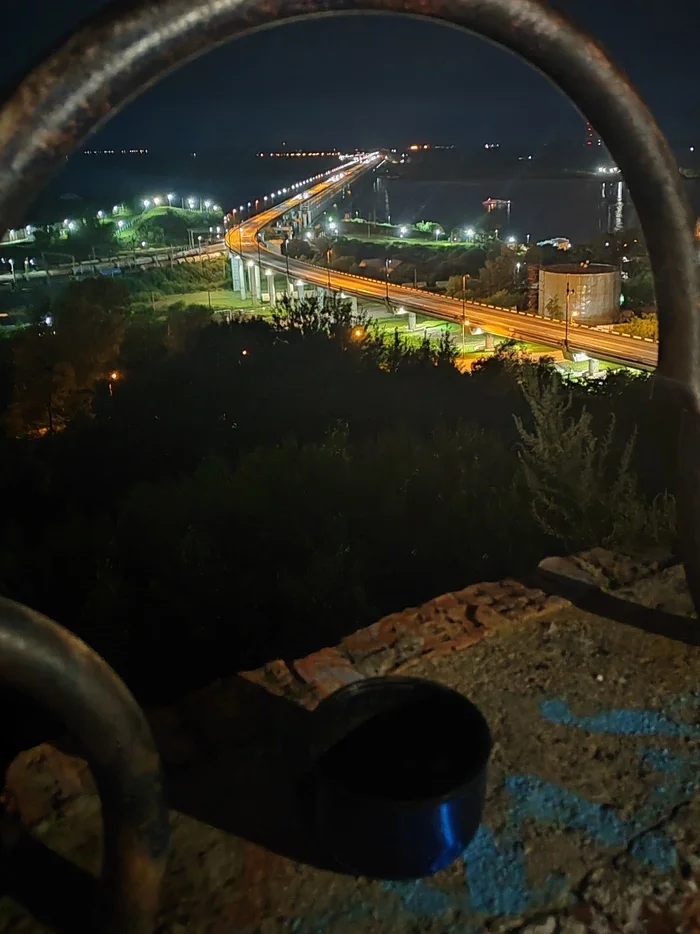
[226, 159, 658, 370]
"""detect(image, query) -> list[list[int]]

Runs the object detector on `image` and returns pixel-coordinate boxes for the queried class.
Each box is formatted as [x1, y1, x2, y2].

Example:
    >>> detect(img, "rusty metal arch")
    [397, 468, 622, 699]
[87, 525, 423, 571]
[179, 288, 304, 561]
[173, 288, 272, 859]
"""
[1, 0, 698, 600]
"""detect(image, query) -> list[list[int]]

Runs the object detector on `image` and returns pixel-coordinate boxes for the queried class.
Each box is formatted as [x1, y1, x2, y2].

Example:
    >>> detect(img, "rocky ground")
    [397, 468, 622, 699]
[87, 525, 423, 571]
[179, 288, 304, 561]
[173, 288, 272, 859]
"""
[1, 550, 699, 933]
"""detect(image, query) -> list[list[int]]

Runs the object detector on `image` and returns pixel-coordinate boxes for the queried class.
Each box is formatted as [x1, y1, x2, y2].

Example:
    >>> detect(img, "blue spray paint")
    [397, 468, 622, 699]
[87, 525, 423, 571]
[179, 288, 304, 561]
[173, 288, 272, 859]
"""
[541, 698, 700, 738]
[286, 695, 700, 931]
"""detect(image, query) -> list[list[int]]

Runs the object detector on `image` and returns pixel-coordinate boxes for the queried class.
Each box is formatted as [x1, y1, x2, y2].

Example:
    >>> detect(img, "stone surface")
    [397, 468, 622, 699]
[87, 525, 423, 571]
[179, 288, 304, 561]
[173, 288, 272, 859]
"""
[2, 554, 700, 934]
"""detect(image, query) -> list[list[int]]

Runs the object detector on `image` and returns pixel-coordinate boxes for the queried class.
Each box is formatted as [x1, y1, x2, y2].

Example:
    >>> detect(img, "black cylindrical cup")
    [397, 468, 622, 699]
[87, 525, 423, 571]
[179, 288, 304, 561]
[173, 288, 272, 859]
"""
[311, 676, 491, 880]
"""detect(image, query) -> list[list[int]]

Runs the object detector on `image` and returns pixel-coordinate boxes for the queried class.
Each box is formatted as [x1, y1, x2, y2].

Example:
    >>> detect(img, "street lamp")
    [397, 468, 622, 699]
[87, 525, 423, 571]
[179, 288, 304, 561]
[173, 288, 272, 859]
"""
[153, 196, 162, 206]
[197, 235, 203, 254]
[326, 250, 332, 290]
[565, 276, 576, 348]
[167, 193, 175, 206]
[142, 199, 151, 209]
[465, 228, 475, 240]
[385, 258, 391, 300]
[399, 226, 408, 237]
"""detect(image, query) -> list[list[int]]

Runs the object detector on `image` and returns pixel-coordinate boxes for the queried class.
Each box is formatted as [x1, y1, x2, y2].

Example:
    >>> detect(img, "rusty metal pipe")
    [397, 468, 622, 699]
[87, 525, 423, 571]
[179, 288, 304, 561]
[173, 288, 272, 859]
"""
[0, 598, 169, 934]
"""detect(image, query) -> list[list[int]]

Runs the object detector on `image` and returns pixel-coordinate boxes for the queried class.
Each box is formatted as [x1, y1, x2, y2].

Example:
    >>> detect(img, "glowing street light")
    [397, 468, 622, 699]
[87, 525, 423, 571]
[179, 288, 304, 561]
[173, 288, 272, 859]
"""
[204, 200, 212, 209]
[142, 199, 151, 209]
[167, 193, 175, 205]
[117, 220, 126, 229]
[188, 198, 197, 209]
[152, 196, 162, 206]
[465, 228, 475, 239]
[399, 226, 408, 237]
[508, 236, 517, 245]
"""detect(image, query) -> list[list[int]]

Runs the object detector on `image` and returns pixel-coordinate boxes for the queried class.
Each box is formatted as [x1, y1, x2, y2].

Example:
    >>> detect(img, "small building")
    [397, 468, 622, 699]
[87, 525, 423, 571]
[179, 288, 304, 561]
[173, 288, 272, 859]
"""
[539, 264, 621, 324]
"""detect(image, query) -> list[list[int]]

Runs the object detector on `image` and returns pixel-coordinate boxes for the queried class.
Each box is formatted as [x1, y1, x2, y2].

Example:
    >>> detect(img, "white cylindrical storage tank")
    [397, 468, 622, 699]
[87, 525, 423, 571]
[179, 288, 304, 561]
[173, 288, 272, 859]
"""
[538, 264, 621, 324]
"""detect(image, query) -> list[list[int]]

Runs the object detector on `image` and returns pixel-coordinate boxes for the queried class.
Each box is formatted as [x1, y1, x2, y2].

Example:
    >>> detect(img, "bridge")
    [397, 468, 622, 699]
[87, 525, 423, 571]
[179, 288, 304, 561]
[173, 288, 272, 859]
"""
[225, 158, 658, 371]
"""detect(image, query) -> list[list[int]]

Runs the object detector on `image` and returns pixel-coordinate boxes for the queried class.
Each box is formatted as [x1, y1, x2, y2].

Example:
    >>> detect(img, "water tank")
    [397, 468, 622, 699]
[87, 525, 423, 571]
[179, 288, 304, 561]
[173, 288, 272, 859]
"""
[539, 264, 621, 324]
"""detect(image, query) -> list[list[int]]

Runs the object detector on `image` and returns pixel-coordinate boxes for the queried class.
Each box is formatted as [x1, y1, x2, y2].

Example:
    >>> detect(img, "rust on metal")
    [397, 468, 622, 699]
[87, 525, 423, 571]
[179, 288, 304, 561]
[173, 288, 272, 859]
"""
[0, 597, 169, 933]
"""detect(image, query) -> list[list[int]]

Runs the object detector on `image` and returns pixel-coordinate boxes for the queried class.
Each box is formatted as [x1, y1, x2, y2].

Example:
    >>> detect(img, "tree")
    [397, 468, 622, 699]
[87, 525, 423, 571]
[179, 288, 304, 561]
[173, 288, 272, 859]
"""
[272, 294, 356, 338]
[65, 217, 117, 259]
[51, 279, 129, 388]
[166, 303, 213, 354]
[545, 296, 564, 321]
[473, 246, 516, 298]
[514, 368, 674, 551]
[7, 327, 79, 435]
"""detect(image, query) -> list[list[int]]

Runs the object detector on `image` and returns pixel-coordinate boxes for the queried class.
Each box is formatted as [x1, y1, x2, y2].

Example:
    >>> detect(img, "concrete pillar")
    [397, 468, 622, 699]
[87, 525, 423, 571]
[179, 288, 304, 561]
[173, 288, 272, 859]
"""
[266, 274, 277, 307]
[235, 256, 246, 300]
[247, 263, 258, 304]
[350, 296, 358, 316]
[229, 254, 241, 293]
[484, 332, 495, 351]
[254, 265, 262, 302]
[296, 281, 305, 303]
[317, 287, 326, 303]
[408, 311, 417, 331]
[588, 357, 600, 376]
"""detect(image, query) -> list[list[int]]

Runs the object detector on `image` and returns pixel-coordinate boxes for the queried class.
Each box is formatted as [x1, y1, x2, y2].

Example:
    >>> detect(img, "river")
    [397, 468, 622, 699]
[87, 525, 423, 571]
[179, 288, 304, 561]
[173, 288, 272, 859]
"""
[353, 177, 700, 245]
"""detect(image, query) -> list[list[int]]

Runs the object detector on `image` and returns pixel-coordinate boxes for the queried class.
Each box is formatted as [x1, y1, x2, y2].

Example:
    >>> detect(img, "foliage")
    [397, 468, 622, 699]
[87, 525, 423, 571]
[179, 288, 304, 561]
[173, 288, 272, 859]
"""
[0, 286, 678, 703]
[614, 315, 658, 341]
[471, 245, 517, 298]
[545, 296, 564, 321]
[515, 367, 674, 551]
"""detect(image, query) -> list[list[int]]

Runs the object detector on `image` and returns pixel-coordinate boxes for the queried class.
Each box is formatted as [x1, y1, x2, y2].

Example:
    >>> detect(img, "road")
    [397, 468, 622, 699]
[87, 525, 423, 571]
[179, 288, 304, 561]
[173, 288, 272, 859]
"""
[226, 156, 658, 370]
[0, 243, 226, 285]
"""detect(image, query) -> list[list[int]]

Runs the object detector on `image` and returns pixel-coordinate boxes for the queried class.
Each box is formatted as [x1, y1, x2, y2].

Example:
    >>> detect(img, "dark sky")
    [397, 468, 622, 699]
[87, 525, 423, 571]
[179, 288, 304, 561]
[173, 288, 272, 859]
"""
[2, 0, 697, 151]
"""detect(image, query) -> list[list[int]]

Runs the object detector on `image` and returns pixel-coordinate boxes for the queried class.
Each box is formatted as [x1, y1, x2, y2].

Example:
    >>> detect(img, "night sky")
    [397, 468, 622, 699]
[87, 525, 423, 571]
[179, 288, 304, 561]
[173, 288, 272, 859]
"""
[2, 0, 697, 152]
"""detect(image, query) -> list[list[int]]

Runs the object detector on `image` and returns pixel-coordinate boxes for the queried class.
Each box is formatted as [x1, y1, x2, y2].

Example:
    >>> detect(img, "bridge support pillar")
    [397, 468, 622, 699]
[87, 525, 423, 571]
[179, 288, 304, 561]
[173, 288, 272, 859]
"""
[246, 263, 257, 304]
[234, 255, 246, 301]
[229, 254, 241, 294]
[408, 311, 417, 331]
[296, 281, 305, 303]
[349, 295, 358, 316]
[254, 264, 261, 301]
[317, 287, 326, 303]
[266, 274, 277, 307]
[484, 332, 495, 351]
[588, 357, 600, 376]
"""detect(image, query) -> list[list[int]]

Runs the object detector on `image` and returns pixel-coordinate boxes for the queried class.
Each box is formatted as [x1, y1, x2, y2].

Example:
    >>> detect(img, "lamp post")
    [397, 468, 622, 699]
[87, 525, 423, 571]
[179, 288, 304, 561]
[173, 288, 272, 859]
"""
[565, 276, 575, 348]
[461, 274, 469, 354]
[385, 258, 391, 301]
[326, 249, 332, 291]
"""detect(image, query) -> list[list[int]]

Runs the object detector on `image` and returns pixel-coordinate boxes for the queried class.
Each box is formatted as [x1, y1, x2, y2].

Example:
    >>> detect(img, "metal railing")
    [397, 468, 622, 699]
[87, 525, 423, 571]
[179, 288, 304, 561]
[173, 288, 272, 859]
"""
[0, 0, 697, 930]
